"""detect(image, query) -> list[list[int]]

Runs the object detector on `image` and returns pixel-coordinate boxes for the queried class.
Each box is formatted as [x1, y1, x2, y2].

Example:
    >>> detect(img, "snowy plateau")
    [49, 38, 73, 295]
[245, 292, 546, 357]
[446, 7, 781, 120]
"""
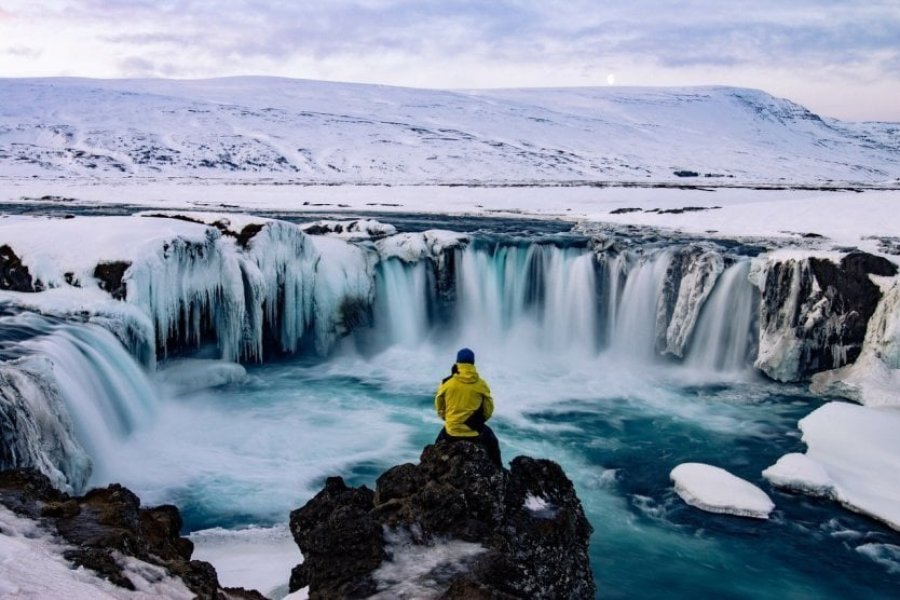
[0, 76, 898, 184]
[1, 76, 900, 599]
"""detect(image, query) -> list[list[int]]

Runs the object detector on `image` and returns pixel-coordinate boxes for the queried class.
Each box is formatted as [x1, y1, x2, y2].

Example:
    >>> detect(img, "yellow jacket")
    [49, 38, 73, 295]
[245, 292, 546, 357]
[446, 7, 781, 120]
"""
[435, 363, 494, 437]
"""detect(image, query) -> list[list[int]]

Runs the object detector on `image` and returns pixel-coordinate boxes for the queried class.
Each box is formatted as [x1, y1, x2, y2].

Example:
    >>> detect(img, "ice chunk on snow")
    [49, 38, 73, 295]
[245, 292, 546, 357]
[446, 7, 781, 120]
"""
[761, 453, 834, 497]
[670, 463, 775, 519]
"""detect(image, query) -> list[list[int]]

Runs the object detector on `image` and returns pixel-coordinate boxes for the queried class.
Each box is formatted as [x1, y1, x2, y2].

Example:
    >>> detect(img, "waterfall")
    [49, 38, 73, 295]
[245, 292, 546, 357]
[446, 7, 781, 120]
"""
[373, 258, 433, 347]
[0, 311, 158, 490]
[363, 241, 759, 374]
[685, 260, 758, 372]
[607, 250, 673, 361]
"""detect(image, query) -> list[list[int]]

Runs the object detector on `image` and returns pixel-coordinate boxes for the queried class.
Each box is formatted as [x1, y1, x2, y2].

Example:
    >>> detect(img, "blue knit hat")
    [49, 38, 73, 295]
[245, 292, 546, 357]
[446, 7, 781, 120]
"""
[456, 347, 475, 364]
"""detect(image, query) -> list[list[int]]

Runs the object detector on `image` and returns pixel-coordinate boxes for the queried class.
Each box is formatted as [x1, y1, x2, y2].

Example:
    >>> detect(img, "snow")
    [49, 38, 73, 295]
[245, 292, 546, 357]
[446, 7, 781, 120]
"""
[1, 78, 898, 184]
[0, 214, 211, 290]
[670, 463, 775, 519]
[761, 453, 834, 497]
[188, 524, 300, 598]
[300, 218, 397, 240]
[765, 402, 900, 531]
[0, 505, 193, 599]
[375, 229, 469, 262]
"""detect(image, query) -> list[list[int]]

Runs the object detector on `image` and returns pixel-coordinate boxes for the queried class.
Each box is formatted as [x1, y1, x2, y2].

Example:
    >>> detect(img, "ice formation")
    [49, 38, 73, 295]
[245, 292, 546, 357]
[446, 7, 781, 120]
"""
[671, 463, 775, 519]
[761, 453, 834, 497]
[659, 245, 725, 357]
[0, 214, 376, 362]
[765, 402, 900, 531]
[810, 279, 900, 407]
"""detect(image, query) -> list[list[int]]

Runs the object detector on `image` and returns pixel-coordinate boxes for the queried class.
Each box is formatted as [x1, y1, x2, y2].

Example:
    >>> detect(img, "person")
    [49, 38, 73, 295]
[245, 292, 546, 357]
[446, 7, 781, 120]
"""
[434, 347, 502, 467]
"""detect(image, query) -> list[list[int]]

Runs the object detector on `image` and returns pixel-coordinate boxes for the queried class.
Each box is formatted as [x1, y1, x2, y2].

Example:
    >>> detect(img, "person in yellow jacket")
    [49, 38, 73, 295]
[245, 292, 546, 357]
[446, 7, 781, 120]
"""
[434, 347, 502, 467]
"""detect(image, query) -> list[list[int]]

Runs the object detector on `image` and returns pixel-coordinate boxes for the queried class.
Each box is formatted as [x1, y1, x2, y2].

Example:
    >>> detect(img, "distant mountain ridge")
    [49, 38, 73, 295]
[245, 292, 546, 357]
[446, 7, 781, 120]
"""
[0, 76, 897, 185]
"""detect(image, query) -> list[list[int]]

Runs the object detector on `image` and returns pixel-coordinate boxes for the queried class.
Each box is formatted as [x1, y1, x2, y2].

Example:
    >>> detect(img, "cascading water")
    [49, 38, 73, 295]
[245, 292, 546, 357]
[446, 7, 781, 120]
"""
[685, 260, 758, 373]
[363, 242, 756, 370]
[608, 249, 673, 360]
[0, 310, 159, 491]
[5, 225, 893, 599]
[365, 242, 603, 362]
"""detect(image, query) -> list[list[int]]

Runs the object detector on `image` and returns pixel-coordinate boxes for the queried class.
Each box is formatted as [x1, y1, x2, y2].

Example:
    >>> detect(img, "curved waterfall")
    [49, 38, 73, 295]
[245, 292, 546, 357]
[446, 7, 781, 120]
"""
[1, 236, 760, 493]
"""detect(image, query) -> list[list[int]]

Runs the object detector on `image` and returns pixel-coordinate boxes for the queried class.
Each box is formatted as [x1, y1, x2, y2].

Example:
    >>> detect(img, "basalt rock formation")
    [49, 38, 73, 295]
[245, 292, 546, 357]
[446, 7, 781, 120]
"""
[289, 441, 595, 599]
[0, 469, 264, 600]
[756, 251, 898, 381]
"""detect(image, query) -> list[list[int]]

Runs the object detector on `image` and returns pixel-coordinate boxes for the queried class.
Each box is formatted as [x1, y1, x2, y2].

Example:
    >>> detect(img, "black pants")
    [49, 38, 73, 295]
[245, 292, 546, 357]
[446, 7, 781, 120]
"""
[435, 425, 503, 468]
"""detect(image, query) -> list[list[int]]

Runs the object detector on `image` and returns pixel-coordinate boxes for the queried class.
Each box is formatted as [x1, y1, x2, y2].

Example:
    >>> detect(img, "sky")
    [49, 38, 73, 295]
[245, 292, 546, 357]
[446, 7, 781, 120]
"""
[0, 1, 898, 121]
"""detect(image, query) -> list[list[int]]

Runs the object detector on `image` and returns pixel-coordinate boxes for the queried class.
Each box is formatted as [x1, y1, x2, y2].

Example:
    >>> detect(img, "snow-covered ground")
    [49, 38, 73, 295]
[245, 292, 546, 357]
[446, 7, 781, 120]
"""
[0, 505, 193, 599]
[2, 181, 899, 254]
[2, 78, 898, 184]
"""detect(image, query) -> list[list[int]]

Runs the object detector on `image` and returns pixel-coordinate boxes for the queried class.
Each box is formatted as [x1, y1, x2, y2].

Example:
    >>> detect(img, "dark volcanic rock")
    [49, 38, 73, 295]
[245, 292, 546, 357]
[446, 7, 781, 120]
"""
[93, 261, 131, 300]
[289, 476, 385, 598]
[289, 442, 595, 599]
[758, 251, 897, 381]
[0, 469, 260, 600]
[0, 244, 37, 292]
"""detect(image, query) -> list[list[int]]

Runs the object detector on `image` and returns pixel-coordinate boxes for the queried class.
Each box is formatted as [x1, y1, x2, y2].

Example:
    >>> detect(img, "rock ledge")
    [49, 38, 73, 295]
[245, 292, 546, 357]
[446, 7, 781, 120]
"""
[289, 441, 596, 599]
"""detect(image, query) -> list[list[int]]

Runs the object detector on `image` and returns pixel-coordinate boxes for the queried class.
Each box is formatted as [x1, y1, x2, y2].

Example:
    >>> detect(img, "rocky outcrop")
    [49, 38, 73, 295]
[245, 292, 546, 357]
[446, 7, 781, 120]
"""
[0, 244, 38, 292]
[0, 469, 264, 600]
[289, 442, 595, 599]
[754, 251, 897, 381]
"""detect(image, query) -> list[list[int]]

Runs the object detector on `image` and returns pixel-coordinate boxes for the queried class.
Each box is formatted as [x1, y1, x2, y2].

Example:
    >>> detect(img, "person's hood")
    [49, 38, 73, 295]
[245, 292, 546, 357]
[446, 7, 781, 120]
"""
[454, 362, 480, 383]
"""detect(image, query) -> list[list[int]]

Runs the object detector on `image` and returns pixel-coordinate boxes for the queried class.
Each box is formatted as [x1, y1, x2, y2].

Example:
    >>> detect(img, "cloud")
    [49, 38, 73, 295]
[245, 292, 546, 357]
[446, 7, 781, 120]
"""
[2, 1, 899, 118]
[5, 45, 42, 58]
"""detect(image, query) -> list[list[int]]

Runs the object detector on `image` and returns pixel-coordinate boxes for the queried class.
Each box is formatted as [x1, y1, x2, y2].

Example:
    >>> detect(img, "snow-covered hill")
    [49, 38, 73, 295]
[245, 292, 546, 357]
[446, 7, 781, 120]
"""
[1, 77, 898, 185]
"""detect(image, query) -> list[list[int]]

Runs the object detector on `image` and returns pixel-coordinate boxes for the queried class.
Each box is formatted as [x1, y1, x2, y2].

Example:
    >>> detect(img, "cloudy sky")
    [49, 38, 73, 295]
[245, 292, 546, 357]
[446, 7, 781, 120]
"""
[1, 1, 898, 121]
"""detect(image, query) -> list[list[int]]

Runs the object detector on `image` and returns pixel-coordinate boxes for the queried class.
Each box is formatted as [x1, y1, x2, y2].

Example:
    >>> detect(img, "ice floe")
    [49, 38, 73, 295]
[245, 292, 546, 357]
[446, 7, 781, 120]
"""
[671, 462, 775, 519]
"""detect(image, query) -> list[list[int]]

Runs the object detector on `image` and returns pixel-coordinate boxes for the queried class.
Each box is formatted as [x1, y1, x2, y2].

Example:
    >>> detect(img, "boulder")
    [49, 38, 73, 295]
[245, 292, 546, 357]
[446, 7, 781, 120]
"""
[289, 441, 595, 599]
[0, 469, 264, 600]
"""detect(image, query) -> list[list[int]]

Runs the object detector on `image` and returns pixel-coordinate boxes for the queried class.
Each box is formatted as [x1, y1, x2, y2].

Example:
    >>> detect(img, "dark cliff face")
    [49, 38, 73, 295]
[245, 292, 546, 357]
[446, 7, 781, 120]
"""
[0, 469, 264, 600]
[289, 441, 596, 599]
[758, 251, 897, 381]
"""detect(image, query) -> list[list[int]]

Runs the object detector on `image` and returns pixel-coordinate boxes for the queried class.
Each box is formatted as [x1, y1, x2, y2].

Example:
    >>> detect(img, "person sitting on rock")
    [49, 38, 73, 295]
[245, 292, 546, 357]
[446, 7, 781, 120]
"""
[434, 347, 502, 467]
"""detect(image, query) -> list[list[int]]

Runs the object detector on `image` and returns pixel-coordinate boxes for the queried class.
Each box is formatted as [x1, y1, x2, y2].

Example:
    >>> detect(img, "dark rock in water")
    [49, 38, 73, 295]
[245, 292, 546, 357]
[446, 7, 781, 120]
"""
[289, 442, 595, 599]
[0, 469, 264, 600]
[0, 244, 38, 292]
[758, 251, 897, 381]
